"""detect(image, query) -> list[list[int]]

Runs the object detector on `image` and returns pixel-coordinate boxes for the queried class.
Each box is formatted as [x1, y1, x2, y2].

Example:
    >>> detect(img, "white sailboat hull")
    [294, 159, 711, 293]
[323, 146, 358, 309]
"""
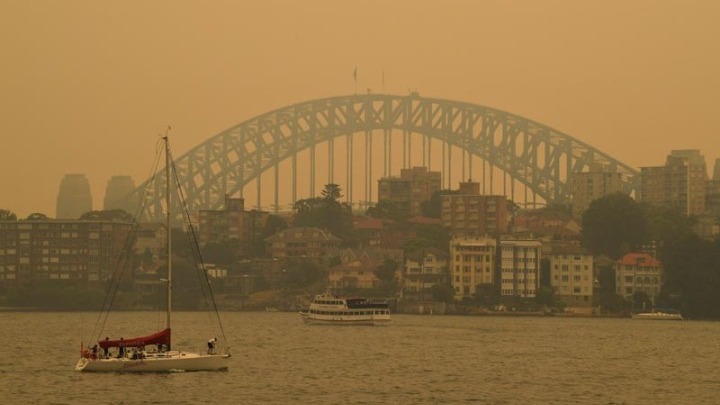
[75, 352, 230, 372]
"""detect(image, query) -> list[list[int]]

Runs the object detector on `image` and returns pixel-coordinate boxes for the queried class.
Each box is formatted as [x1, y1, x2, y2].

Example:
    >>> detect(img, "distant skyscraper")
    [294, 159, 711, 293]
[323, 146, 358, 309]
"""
[103, 175, 136, 211]
[640, 150, 708, 216]
[56, 174, 93, 219]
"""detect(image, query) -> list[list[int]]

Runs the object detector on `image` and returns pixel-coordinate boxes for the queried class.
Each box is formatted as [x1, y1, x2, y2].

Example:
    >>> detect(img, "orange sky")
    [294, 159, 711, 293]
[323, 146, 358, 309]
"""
[1, 0, 718, 217]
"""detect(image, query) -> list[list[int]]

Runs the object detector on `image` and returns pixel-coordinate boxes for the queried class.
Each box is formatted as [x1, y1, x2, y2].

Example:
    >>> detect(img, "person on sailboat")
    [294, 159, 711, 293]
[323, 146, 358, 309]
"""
[207, 337, 217, 354]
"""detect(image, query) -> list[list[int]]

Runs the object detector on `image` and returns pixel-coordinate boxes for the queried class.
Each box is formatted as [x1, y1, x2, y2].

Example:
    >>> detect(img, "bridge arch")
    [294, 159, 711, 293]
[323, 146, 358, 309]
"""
[128, 94, 638, 221]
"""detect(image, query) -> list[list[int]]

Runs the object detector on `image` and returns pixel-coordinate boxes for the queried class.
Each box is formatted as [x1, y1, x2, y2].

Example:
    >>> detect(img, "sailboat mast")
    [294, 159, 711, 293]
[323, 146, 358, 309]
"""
[164, 135, 172, 332]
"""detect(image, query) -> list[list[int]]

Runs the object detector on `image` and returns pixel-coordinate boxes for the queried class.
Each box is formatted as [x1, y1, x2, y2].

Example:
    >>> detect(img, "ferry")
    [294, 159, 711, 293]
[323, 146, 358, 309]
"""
[631, 309, 683, 321]
[299, 292, 391, 326]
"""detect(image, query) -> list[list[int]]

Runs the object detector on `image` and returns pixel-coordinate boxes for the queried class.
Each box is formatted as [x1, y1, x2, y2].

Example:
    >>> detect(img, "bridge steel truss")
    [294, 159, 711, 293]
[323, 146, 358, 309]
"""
[130, 94, 639, 222]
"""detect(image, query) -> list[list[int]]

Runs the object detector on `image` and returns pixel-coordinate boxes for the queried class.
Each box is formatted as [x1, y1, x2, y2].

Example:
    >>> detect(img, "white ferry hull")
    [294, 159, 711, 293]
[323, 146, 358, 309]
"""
[631, 312, 683, 321]
[299, 311, 390, 326]
[75, 352, 230, 372]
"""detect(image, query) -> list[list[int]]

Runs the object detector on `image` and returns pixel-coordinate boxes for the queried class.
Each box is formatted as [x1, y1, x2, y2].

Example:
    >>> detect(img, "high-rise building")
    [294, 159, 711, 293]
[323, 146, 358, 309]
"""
[571, 167, 624, 218]
[640, 150, 708, 216]
[56, 174, 92, 219]
[377, 167, 441, 216]
[441, 181, 508, 236]
[103, 175, 136, 211]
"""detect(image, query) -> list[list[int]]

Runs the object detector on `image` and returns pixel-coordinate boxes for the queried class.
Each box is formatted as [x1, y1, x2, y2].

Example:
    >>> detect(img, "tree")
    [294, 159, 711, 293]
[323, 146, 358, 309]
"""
[26, 213, 48, 220]
[79, 209, 135, 223]
[366, 199, 408, 222]
[0, 209, 17, 221]
[421, 190, 460, 218]
[659, 234, 720, 319]
[581, 193, 649, 259]
[431, 283, 455, 303]
[293, 184, 354, 242]
[374, 259, 399, 290]
[202, 239, 239, 265]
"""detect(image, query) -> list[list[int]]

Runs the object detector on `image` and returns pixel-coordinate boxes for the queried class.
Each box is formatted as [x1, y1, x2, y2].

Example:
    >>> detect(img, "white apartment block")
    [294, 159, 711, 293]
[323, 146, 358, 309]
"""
[449, 237, 496, 300]
[500, 239, 541, 298]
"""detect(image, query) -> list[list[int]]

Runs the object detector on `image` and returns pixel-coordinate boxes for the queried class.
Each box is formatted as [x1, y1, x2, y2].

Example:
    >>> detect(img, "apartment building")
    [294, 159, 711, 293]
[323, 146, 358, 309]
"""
[548, 244, 594, 308]
[442, 181, 508, 237]
[615, 252, 663, 300]
[571, 168, 624, 218]
[499, 239, 542, 298]
[449, 237, 496, 300]
[641, 150, 708, 216]
[0, 219, 132, 283]
[377, 166, 441, 216]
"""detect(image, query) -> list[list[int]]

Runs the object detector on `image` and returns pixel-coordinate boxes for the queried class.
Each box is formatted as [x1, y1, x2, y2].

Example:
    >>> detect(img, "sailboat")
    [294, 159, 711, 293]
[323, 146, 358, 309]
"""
[75, 134, 230, 372]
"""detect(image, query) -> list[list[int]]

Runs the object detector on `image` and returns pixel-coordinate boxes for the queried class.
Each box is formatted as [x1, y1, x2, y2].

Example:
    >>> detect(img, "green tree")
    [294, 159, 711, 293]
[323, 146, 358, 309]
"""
[659, 234, 720, 319]
[421, 190, 460, 218]
[430, 283, 455, 303]
[251, 214, 288, 257]
[374, 259, 399, 290]
[79, 209, 135, 223]
[366, 199, 408, 222]
[535, 285, 556, 307]
[474, 283, 500, 306]
[581, 193, 649, 259]
[293, 184, 354, 243]
[202, 239, 239, 265]
[0, 209, 17, 221]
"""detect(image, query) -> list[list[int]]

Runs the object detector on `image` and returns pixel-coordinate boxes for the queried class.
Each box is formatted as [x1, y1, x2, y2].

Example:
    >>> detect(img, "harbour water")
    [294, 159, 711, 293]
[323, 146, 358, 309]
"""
[1, 311, 718, 404]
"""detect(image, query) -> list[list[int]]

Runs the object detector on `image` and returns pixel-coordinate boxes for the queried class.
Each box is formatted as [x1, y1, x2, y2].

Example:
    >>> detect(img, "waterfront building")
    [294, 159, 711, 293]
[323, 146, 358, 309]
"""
[571, 167, 624, 218]
[377, 166, 441, 216]
[402, 248, 449, 300]
[640, 149, 708, 216]
[441, 181, 508, 237]
[449, 236, 496, 300]
[548, 242, 594, 309]
[615, 252, 663, 301]
[0, 218, 131, 284]
[56, 174, 92, 219]
[499, 238, 542, 298]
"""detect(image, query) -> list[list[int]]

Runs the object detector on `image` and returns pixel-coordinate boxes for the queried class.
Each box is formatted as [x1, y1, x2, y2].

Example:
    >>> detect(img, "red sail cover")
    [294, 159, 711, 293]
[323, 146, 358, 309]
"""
[99, 328, 171, 349]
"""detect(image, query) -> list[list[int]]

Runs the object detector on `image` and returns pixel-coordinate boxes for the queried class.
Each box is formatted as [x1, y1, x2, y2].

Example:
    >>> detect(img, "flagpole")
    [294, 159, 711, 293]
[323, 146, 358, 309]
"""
[353, 66, 357, 95]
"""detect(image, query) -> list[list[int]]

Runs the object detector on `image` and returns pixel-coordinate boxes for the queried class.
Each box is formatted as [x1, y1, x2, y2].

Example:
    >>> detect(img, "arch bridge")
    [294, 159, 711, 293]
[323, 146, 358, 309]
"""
[128, 94, 638, 221]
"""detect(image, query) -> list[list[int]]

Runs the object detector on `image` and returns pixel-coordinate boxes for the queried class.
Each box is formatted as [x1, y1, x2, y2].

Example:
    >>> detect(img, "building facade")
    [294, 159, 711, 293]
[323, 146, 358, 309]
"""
[0, 219, 132, 283]
[198, 196, 269, 256]
[442, 182, 508, 237]
[449, 237, 496, 300]
[377, 166, 441, 216]
[265, 227, 341, 259]
[499, 239, 542, 298]
[548, 244, 594, 308]
[402, 248, 449, 300]
[615, 252, 663, 300]
[571, 168, 624, 218]
[641, 150, 708, 216]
